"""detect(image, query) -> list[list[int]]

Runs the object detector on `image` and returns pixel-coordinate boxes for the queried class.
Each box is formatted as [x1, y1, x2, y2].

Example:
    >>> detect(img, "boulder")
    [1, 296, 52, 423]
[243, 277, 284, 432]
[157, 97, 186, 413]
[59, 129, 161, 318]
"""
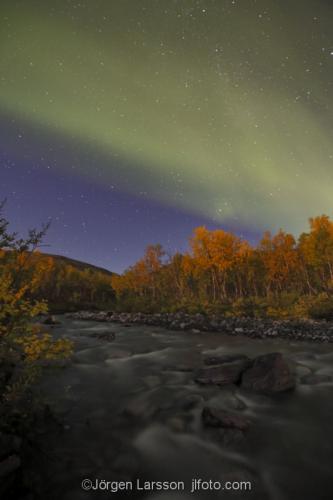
[207, 391, 248, 411]
[217, 428, 245, 446]
[43, 315, 60, 325]
[202, 407, 250, 431]
[203, 354, 249, 366]
[195, 359, 250, 386]
[241, 353, 295, 394]
[94, 312, 108, 322]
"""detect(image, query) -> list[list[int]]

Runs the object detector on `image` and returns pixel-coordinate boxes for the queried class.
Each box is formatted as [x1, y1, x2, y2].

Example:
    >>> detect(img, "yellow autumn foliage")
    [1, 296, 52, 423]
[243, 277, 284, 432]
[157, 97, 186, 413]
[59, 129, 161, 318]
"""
[0, 268, 73, 405]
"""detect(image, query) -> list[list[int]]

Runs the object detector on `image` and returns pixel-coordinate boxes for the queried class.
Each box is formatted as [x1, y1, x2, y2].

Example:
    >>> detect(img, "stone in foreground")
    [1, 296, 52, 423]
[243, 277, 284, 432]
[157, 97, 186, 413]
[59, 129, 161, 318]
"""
[203, 354, 249, 366]
[202, 406, 250, 431]
[195, 359, 250, 385]
[241, 352, 295, 394]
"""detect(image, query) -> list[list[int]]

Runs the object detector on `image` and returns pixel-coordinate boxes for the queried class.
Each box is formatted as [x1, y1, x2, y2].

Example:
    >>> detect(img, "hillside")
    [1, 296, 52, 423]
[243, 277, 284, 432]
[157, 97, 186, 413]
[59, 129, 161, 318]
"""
[0, 250, 117, 313]
[39, 253, 117, 312]
[45, 253, 116, 277]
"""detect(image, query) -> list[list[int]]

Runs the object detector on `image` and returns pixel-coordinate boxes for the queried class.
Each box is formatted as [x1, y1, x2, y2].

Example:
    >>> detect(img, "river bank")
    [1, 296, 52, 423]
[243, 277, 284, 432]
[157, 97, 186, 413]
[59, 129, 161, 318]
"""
[66, 311, 333, 343]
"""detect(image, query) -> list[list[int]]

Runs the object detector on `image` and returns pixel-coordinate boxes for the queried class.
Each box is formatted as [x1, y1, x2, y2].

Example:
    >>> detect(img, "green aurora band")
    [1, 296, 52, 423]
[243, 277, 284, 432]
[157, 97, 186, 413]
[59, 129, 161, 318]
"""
[1, 0, 332, 233]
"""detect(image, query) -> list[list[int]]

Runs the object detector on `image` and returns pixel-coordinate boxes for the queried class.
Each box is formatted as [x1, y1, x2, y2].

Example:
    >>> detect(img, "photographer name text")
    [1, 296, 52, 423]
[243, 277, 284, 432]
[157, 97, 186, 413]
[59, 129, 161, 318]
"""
[81, 477, 252, 494]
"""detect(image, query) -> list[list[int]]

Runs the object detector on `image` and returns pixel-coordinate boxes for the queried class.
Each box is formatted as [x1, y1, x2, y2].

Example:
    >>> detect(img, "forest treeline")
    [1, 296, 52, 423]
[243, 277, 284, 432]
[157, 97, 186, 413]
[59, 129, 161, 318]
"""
[2, 214, 333, 319]
[111, 215, 333, 319]
[0, 251, 116, 312]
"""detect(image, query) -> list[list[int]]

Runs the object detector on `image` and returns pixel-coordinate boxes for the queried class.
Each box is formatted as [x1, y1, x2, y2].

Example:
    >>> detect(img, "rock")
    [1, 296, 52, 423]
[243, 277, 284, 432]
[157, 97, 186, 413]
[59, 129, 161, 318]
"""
[208, 391, 248, 412]
[241, 353, 295, 394]
[217, 428, 245, 446]
[300, 373, 332, 385]
[195, 359, 250, 386]
[203, 354, 249, 366]
[90, 331, 115, 342]
[95, 311, 109, 321]
[43, 315, 60, 325]
[202, 407, 250, 431]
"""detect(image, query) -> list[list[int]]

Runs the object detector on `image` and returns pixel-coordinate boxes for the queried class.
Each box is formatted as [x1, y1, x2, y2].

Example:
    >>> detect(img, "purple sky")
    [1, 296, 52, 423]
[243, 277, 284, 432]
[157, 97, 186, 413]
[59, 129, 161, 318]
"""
[1, 114, 261, 273]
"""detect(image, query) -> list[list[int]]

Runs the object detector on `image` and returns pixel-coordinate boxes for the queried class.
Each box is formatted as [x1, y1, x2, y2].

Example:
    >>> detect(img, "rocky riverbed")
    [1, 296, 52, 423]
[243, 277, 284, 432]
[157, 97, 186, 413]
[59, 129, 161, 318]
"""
[67, 310, 333, 343]
[8, 315, 331, 500]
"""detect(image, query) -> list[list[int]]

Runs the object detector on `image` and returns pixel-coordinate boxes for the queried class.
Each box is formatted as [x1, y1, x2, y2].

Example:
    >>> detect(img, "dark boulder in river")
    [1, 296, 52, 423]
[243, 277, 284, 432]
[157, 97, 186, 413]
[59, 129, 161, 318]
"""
[203, 353, 249, 366]
[195, 358, 250, 386]
[241, 352, 295, 394]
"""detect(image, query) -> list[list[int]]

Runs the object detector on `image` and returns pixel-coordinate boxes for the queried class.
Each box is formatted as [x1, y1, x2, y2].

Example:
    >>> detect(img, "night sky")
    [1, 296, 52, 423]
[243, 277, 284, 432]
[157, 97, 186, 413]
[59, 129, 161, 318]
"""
[1, 0, 332, 273]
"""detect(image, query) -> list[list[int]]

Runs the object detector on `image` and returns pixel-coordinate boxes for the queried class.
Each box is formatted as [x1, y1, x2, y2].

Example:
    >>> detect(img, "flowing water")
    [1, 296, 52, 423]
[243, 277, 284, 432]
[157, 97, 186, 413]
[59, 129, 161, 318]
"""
[35, 317, 333, 500]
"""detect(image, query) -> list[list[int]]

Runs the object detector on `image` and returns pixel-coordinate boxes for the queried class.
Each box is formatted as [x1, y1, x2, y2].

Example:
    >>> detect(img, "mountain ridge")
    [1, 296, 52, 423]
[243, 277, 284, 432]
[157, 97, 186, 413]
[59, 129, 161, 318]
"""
[43, 252, 117, 276]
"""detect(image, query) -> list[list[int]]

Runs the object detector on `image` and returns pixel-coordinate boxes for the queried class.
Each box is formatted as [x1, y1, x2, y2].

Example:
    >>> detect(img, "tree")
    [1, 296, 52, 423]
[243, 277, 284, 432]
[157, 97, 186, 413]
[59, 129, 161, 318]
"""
[0, 204, 72, 414]
[190, 226, 244, 300]
[111, 214, 333, 317]
[259, 230, 300, 295]
[299, 216, 333, 292]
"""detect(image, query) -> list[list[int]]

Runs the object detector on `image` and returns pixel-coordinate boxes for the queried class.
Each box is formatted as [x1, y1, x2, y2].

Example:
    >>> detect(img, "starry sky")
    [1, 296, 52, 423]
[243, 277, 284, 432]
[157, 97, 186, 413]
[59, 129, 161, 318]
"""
[1, 0, 332, 272]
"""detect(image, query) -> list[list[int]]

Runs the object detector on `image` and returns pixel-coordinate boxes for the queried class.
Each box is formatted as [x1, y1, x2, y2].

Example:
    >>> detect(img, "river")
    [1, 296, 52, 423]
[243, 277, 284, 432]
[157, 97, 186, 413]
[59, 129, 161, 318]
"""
[34, 316, 333, 500]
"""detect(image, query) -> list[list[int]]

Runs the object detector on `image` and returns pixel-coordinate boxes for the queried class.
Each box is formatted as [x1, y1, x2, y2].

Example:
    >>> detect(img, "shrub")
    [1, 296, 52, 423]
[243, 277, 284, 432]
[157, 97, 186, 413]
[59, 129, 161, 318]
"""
[231, 297, 268, 318]
[0, 205, 72, 427]
[293, 293, 333, 320]
[307, 295, 333, 320]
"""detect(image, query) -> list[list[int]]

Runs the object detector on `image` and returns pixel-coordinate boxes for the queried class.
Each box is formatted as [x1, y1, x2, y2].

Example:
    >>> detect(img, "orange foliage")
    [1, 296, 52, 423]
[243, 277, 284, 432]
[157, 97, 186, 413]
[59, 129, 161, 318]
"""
[112, 215, 333, 310]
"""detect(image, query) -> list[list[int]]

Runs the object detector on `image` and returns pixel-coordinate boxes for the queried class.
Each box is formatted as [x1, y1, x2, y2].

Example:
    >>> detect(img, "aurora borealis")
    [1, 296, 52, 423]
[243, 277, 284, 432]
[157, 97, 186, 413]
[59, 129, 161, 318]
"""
[1, 0, 332, 272]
